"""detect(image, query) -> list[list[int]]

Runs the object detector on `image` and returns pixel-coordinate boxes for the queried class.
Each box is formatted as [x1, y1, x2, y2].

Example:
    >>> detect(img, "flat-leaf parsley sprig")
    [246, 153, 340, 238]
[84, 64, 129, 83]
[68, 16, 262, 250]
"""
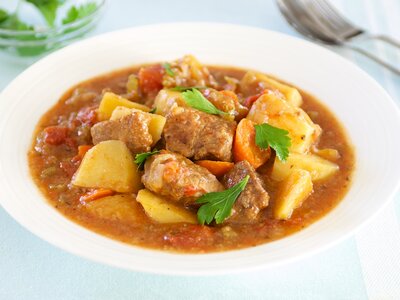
[254, 123, 291, 161]
[196, 175, 249, 225]
[134, 149, 160, 170]
[181, 88, 226, 116]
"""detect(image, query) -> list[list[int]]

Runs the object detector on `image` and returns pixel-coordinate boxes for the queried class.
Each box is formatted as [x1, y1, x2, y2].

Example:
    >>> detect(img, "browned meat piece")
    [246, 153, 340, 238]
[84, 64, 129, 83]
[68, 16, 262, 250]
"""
[203, 88, 248, 121]
[142, 150, 223, 204]
[222, 160, 269, 224]
[163, 107, 236, 162]
[91, 112, 153, 154]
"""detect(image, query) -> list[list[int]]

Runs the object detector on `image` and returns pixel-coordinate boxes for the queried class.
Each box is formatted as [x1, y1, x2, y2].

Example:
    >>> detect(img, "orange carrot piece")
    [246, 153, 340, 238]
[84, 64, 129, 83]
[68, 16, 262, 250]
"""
[196, 160, 234, 177]
[78, 145, 93, 157]
[233, 118, 271, 169]
[71, 145, 93, 163]
[80, 188, 115, 203]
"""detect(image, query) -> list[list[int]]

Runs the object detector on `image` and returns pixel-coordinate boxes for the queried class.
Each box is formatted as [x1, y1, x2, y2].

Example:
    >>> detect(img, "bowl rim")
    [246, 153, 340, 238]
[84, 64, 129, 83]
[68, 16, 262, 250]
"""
[0, 0, 106, 37]
[1, 22, 400, 275]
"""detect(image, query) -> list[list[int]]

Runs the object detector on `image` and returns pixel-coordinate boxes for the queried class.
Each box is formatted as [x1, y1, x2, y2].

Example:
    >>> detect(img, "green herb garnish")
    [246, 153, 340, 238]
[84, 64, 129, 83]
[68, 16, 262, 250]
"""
[134, 149, 160, 170]
[196, 175, 249, 225]
[163, 63, 175, 76]
[181, 88, 226, 116]
[26, 0, 65, 26]
[62, 2, 98, 24]
[0, 9, 8, 23]
[148, 107, 157, 114]
[0, 1, 99, 57]
[254, 123, 291, 161]
[170, 86, 206, 92]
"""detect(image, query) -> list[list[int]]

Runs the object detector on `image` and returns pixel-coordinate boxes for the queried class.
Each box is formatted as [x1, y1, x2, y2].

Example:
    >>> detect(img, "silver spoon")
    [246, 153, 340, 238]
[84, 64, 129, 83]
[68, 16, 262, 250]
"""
[277, 0, 400, 75]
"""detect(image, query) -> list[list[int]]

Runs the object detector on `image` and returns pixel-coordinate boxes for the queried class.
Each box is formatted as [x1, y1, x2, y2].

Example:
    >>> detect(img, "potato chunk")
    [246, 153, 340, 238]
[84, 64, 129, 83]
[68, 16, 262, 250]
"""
[154, 89, 186, 116]
[110, 106, 166, 146]
[84, 194, 145, 223]
[136, 189, 197, 224]
[98, 92, 150, 120]
[72, 140, 141, 193]
[247, 92, 321, 153]
[240, 71, 303, 107]
[271, 153, 339, 182]
[274, 169, 313, 220]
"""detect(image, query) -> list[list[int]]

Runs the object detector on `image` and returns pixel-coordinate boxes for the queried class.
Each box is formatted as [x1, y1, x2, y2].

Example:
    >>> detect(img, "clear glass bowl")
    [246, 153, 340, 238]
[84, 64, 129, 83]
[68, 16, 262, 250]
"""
[0, 0, 105, 61]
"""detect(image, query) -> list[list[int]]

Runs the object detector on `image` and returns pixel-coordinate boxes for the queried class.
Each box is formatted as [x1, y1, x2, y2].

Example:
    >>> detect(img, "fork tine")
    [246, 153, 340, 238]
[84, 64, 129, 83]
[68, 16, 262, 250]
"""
[312, 0, 358, 29]
[278, 0, 337, 43]
[305, 0, 363, 38]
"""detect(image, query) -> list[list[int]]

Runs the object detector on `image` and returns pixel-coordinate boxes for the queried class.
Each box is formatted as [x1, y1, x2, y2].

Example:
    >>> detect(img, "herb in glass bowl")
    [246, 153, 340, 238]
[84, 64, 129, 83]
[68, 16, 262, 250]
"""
[0, 0, 105, 58]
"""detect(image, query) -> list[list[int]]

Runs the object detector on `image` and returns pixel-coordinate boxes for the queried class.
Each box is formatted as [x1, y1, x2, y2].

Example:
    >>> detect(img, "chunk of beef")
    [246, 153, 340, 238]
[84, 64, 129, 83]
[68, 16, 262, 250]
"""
[163, 107, 236, 162]
[222, 160, 269, 224]
[142, 151, 223, 204]
[91, 112, 153, 154]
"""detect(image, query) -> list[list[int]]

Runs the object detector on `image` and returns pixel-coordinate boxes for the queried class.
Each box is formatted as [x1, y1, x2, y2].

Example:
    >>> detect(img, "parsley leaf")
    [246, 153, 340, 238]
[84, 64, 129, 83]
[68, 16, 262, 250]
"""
[196, 175, 249, 225]
[148, 107, 157, 114]
[26, 0, 65, 26]
[170, 86, 206, 92]
[163, 62, 175, 76]
[0, 15, 33, 30]
[134, 149, 160, 170]
[0, 15, 47, 56]
[0, 9, 8, 23]
[254, 123, 291, 161]
[62, 2, 98, 25]
[181, 88, 226, 116]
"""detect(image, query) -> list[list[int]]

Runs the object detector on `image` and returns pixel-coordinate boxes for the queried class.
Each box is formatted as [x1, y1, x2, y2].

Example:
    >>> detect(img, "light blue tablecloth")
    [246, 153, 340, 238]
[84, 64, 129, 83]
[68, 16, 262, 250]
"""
[1, 1, 399, 299]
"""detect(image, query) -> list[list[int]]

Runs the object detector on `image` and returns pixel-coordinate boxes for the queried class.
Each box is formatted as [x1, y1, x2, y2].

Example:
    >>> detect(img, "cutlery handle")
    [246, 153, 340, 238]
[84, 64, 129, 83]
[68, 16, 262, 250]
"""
[343, 44, 400, 76]
[365, 34, 400, 50]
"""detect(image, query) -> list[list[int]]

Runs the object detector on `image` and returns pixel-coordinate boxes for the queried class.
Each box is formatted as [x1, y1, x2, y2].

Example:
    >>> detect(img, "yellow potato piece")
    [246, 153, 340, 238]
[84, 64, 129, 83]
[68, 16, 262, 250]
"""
[148, 114, 166, 145]
[274, 169, 313, 220]
[271, 153, 339, 182]
[154, 89, 186, 116]
[110, 106, 166, 146]
[247, 92, 321, 153]
[240, 71, 303, 107]
[136, 189, 197, 224]
[84, 194, 145, 223]
[98, 92, 150, 120]
[313, 148, 340, 161]
[72, 140, 142, 193]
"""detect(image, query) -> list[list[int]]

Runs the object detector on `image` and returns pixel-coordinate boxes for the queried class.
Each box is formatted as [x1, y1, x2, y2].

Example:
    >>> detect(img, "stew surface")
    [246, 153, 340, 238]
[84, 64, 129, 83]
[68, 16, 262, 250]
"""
[29, 55, 354, 253]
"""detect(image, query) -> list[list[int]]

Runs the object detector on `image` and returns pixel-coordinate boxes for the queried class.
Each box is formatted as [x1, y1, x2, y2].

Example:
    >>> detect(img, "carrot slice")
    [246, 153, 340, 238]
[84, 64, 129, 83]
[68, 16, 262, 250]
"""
[71, 145, 93, 163]
[80, 188, 115, 203]
[195, 160, 234, 177]
[78, 145, 93, 157]
[233, 118, 271, 168]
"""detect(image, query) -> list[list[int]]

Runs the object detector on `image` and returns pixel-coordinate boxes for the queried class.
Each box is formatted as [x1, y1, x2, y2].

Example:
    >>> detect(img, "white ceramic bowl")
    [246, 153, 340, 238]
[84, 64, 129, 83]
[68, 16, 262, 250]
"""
[1, 23, 400, 275]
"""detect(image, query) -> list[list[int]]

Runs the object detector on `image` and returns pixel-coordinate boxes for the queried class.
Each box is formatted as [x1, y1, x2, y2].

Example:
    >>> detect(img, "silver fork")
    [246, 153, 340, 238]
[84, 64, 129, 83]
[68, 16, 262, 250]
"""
[277, 0, 400, 75]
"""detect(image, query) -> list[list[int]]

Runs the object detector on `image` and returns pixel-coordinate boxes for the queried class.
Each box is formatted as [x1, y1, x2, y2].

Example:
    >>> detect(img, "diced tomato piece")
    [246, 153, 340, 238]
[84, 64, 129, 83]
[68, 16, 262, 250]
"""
[43, 126, 69, 145]
[163, 225, 214, 249]
[64, 137, 77, 148]
[76, 106, 98, 126]
[243, 89, 269, 108]
[138, 65, 164, 95]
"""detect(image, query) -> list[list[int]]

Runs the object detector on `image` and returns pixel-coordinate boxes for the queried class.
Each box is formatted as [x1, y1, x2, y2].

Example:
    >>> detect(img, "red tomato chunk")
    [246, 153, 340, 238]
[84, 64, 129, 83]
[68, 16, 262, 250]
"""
[44, 126, 70, 145]
[163, 225, 214, 249]
[138, 65, 164, 95]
